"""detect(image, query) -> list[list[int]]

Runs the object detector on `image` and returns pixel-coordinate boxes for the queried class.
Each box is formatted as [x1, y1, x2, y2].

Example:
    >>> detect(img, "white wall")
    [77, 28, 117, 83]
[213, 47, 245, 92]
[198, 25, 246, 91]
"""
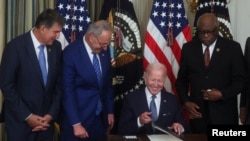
[224, 0, 250, 124]
[229, 0, 250, 51]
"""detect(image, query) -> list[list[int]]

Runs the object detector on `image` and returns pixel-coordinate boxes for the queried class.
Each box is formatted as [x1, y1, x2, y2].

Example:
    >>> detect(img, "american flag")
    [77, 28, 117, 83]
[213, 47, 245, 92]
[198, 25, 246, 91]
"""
[143, 0, 192, 95]
[55, 0, 91, 49]
[193, 0, 233, 40]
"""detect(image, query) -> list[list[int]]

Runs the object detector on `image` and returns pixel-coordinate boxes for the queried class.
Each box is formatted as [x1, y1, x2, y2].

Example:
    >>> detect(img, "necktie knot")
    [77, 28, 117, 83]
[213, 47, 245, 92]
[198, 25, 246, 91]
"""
[39, 45, 44, 50]
[152, 95, 156, 100]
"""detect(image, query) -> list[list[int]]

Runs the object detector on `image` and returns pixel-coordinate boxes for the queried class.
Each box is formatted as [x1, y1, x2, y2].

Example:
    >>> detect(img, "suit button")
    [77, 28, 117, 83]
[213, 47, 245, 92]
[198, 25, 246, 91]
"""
[205, 76, 208, 79]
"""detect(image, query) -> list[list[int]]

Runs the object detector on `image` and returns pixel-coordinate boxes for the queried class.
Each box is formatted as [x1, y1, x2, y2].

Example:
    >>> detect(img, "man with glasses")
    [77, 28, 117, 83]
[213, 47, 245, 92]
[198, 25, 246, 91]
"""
[60, 20, 114, 141]
[176, 13, 246, 133]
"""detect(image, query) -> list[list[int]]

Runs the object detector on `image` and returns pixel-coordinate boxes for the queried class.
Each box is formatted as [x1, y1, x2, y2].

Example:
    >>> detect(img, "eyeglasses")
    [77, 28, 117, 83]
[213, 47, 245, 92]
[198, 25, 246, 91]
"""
[198, 28, 217, 36]
[95, 36, 110, 47]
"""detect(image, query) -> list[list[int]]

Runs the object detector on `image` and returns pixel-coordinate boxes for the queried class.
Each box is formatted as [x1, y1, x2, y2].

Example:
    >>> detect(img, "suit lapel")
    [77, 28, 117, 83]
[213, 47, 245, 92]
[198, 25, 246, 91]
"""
[209, 37, 222, 69]
[46, 45, 55, 88]
[25, 33, 45, 86]
[99, 51, 108, 87]
[80, 41, 101, 88]
[158, 92, 169, 119]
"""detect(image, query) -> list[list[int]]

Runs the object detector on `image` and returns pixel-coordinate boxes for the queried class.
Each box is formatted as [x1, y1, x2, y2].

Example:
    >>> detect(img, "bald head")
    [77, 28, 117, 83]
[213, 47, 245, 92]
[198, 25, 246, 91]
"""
[197, 13, 219, 46]
[197, 13, 219, 29]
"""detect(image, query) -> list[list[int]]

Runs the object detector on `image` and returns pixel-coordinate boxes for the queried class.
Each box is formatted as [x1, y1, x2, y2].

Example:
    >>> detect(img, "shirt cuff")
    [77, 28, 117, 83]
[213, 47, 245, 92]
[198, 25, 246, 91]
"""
[137, 117, 143, 127]
[72, 122, 81, 126]
[25, 113, 32, 120]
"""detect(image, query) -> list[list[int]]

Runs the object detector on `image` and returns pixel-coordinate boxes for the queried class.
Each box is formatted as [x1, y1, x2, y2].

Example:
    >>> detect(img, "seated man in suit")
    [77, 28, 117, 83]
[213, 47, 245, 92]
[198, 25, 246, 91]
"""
[118, 62, 188, 135]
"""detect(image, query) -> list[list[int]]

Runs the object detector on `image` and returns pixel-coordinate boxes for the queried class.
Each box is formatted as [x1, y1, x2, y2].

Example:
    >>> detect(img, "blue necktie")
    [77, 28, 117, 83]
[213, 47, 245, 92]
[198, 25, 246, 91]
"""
[38, 45, 47, 86]
[150, 95, 157, 121]
[93, 53, 102, 85]
[93, 53, 102, 115]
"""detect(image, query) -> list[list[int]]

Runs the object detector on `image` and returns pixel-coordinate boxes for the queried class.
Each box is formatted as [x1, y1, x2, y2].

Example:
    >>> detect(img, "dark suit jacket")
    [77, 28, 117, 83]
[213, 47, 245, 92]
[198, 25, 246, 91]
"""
[118, 88, 187, 135]
[240, 37, 250, 124]
[60, 39, 114, 140]
[176, 36, 246, 133]
[0, 31, 62, 140]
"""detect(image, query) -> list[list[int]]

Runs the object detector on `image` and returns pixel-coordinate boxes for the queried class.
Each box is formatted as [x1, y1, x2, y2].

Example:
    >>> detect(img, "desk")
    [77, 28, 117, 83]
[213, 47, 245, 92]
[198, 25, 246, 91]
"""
[184, 134, 207, 141]
[106, 134, 207, 141]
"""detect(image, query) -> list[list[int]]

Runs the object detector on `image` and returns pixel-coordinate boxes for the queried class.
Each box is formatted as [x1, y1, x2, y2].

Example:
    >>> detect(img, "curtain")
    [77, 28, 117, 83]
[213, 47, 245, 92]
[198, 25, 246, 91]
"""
[87, 0, 103, 21]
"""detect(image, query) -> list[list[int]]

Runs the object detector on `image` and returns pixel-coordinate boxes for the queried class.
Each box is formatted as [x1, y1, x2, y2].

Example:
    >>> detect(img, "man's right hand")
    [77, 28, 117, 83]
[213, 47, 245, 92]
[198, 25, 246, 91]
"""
[73, 124, 89, 139]
[184, 101, 202, 119]
[139, 112, 152, 124]
[26, 114, 50, 131]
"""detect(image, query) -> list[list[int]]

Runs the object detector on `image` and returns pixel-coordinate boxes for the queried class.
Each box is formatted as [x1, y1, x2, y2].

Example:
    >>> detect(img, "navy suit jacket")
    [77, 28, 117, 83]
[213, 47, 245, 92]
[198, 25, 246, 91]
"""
[176, 36, 246, 133]
[118, 88, 187, 135]
[0, 31, 62, 140]
[60, 39, 114, 135]
[240, 37, 250, 124]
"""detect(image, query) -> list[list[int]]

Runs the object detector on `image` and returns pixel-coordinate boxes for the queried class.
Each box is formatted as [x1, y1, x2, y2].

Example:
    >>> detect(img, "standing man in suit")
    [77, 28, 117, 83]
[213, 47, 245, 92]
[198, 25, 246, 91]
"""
[60, 20, 114, 141]
[240, 37, 250, 125]
[176, 13, 246, 133]
[0, 9, 65, 141]
[118, 62, 187, 135]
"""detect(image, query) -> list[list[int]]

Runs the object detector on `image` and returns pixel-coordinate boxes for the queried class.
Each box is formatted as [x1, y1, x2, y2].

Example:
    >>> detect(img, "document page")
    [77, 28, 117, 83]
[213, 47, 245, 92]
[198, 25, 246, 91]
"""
[147, 134, 183, 141]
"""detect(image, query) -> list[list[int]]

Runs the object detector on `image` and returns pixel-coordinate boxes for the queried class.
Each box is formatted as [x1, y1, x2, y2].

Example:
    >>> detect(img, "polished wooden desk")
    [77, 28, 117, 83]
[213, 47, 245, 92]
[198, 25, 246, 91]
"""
[106, 134, 207, 141]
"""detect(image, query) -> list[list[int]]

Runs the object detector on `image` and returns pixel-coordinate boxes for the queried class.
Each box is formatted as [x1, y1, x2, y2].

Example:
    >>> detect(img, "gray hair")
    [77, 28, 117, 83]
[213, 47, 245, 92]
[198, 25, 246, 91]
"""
[144, 62, 167, 78]
[86, 20, 113, 36]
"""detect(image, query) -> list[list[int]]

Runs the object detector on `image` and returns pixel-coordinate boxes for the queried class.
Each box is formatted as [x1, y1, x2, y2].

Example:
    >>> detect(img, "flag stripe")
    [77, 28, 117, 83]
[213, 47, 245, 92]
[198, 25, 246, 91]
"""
[143, 0, 192, 96]
[143, 47, 174, 94]
[144, 31, 177, 94]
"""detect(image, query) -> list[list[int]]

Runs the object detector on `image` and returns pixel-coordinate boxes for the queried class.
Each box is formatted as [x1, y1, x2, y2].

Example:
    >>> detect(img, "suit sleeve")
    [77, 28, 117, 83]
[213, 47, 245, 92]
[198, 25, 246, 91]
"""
[220, 41, 246, 100]
[61, 45, 81, 125]
[175, 44, 190, 105]
[0, 42, 31, 120]
[47, 43, 62, 119]
[118, 94, 140, 134]
[240, 37, 250, 108]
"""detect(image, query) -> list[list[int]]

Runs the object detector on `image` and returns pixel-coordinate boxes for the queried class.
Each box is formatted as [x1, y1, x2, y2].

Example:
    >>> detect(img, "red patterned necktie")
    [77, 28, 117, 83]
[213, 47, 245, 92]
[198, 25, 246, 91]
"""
[204, 46, 210, 67]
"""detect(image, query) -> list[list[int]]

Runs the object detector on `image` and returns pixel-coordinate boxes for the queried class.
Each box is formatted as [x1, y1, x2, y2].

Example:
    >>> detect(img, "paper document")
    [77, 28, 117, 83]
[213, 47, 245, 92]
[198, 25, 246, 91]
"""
[147, 134, 183, 141]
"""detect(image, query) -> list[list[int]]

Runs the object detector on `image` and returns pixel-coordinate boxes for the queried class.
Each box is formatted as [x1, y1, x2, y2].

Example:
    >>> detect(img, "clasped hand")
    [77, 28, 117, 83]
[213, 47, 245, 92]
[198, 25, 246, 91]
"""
[26, 114, 52, 132]
[202, 88, 222, 101]
[185, 89, 222, 119]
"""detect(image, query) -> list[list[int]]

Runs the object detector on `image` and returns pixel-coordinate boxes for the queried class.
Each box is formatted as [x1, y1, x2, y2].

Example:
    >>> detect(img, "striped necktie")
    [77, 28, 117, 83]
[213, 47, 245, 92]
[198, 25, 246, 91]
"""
[92, 53, 102, 115]
[93, 53, 102, 85]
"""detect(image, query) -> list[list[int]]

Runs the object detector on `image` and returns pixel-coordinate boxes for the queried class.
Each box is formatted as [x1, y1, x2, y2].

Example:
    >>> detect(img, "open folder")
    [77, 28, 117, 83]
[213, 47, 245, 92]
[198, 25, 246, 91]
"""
[147, 134, 183, 141]
[148, 123, 183, 141]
